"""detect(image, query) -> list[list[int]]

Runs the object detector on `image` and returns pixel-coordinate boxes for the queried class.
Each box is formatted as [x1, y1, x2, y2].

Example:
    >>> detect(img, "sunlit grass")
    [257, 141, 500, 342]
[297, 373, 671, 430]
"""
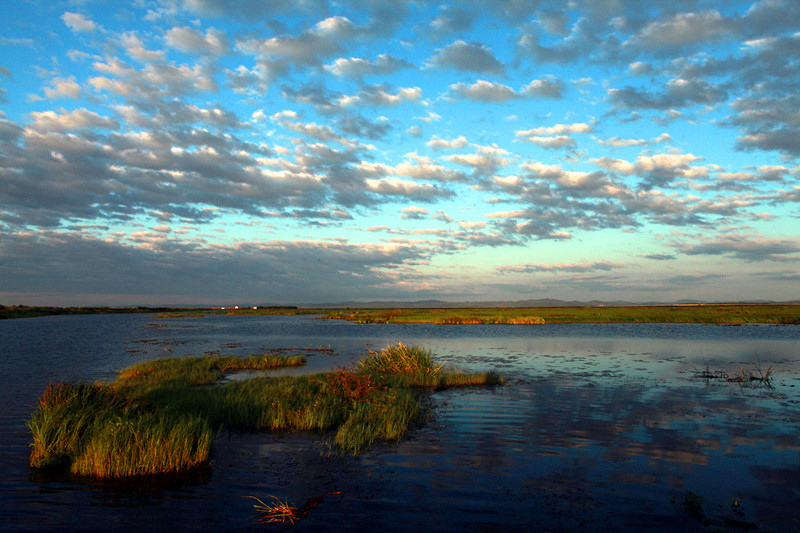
[357, 343, 504, 389]
[322, 304, 800, 325]
[249, 495, 302, 525]
[27, 382, 214, 477]
[28, 345, 501, 478]
[115, 352, 306, 388]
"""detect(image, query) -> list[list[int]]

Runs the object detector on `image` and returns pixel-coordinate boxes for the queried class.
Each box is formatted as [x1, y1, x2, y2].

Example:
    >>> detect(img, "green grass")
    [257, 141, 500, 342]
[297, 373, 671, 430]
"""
[0, 305, 199, 320]
[320, 304, 800, 325]
[357, 343, 504, 388]
[28, 344, 501, 478]
[115, 352, 306, 388]
[27, 382, 214, 477]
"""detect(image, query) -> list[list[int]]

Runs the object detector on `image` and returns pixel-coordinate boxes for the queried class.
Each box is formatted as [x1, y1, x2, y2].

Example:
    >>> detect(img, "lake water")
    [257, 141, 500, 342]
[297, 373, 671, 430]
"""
[1, 313, 799, 531]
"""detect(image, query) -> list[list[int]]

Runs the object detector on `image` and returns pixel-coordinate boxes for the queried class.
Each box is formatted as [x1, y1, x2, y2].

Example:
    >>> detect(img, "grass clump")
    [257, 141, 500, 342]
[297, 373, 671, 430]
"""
[115, 352, 305, 388]
[28, 345, 501, 478]
[250, 495, 302, 525]
[357, 343, 505, 389]
[27, 382, 213, 477]
[322, 304, 800, 325]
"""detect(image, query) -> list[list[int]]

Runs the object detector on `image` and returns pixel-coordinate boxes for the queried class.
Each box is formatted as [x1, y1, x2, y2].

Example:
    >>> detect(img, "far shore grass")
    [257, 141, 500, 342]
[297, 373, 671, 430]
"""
[28, 344, 502, 479]
[7, 303, 800, 324]
[212, 303, 800, 325]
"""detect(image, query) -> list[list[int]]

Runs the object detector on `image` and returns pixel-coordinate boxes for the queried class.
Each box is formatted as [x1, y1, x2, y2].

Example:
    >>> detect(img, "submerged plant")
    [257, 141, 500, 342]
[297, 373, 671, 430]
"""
[681, 490, 704, 520]
[692, 360, 775, 389]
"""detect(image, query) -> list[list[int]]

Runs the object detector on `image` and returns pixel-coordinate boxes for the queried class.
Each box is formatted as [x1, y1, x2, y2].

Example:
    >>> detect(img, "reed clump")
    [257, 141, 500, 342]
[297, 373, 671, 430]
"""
[28, 345, 501, 478]
[357, 343, 505, 389]
[27, 382, 214, 477]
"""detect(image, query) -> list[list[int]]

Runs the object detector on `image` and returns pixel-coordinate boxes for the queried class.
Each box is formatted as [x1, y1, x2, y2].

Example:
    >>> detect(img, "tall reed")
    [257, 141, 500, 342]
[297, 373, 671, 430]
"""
[27, 382, 213, 476]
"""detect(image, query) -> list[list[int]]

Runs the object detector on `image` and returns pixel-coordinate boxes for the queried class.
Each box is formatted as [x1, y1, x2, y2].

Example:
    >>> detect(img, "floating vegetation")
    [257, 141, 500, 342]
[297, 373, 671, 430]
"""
[693, 361, 774, 389]
[676, 490, 704, 520]
[28, 344, 501, 478]
[249, 491, 342, 525]
[249, 495, 302, 525]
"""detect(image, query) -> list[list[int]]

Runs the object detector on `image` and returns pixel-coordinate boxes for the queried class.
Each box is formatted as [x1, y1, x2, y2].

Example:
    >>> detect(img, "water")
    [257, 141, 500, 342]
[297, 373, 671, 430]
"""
[1, 313, 798, 531]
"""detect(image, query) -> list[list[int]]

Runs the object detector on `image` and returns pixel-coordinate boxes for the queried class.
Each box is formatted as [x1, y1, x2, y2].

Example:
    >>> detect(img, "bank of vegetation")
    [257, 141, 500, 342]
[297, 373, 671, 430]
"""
[7, 303, 800, 324]
[320, 304, 800, 325]
[0, 305, 195, 320]
[27, 344, 501, 479]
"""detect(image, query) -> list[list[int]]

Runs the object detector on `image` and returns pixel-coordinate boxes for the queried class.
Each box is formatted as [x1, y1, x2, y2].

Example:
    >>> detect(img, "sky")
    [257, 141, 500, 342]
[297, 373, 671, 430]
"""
[0, 0, 799, 306]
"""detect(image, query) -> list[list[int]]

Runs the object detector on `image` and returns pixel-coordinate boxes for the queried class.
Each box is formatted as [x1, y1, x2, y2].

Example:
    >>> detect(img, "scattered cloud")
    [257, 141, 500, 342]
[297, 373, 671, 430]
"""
[325, 54, 412, 78]
[671, 234, 800, 262]
[427, 40, 504, 74]
[1, 1, 798, 304]
[165, 26, 230, 56]
[62, 12, 97, 33]
[498, 260, 623, 274]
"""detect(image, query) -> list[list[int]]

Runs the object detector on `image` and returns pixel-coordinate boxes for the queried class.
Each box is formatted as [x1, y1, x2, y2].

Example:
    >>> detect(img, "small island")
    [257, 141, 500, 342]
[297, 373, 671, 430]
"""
[27, 343, 501, 479]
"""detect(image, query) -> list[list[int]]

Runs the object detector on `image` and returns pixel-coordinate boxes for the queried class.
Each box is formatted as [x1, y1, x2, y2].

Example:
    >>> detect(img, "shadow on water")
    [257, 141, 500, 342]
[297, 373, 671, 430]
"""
[2, 314, 799, 531]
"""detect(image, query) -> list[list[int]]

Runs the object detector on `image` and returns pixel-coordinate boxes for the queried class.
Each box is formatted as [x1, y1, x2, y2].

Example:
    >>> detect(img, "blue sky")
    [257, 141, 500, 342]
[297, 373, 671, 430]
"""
[1, 0, 799, 305]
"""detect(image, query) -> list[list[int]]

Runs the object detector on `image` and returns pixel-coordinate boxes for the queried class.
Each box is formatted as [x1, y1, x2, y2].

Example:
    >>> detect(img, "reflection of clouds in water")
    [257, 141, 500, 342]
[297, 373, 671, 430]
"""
[4, 315, 800, 531]
[364, 379, 800, 529]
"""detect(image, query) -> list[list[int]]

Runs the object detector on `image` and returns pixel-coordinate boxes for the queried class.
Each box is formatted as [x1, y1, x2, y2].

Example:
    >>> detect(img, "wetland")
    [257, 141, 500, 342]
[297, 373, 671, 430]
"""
[2, 312, 799, 531]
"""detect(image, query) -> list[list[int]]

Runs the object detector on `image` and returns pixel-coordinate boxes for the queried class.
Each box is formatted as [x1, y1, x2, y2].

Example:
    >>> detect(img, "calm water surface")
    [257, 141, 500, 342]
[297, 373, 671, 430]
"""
[1, 313, 798, 531]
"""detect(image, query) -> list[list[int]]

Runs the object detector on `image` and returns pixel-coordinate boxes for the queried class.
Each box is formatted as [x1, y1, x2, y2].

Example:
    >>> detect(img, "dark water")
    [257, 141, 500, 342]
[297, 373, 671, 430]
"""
[1, 314, 799, 531]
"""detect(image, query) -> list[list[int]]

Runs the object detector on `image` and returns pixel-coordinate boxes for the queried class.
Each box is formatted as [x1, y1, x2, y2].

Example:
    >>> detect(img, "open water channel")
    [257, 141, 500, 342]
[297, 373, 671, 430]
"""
[1, 313, 799, 531]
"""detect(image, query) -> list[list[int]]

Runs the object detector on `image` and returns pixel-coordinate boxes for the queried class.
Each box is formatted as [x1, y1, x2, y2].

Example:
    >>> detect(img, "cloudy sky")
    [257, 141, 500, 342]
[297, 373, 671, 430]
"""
[1, 0, 799, 306]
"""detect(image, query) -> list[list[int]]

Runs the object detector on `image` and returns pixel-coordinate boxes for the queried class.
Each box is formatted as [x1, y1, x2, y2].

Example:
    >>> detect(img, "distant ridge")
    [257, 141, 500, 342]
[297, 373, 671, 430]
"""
[298, 298, 798, 308]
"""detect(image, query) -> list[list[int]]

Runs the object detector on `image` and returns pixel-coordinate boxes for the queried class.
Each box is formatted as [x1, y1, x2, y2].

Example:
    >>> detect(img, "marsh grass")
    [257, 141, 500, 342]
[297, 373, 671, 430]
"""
[27, 383, 214, 477]
[323, 304, 800, 325]
[357, 343, 505, 389]
[29, 345, 500, 478]
[115, 353, 306, 388]
[693, 361, 774, 389]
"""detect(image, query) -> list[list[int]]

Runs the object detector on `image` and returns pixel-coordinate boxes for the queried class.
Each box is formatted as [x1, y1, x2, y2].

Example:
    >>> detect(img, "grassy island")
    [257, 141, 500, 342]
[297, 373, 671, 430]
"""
[27, 344, 501, 479]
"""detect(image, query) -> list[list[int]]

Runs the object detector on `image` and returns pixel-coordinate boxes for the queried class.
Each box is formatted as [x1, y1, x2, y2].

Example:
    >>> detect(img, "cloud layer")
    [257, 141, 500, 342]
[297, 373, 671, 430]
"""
[0, 0, 798, 304]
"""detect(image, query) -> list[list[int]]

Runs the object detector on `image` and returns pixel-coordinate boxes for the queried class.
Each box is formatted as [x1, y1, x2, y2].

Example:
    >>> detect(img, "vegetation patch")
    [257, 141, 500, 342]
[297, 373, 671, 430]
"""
[28, 344, 501, 479]
[320, 304, 800, 325]
[249, 492, 341, 525]
[693, 361, 774, 388]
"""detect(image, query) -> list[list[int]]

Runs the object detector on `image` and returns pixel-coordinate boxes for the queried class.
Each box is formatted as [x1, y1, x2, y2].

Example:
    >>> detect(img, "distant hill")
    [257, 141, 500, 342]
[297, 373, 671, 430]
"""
[306, 298, 661, 308]
[301, 298, 799, 308]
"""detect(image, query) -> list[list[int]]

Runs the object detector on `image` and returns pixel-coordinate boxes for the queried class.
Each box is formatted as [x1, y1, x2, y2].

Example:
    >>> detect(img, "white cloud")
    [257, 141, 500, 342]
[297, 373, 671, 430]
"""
[427, 135, 467, 150]
[449, 80, 518, 102]
[520, 135, 576, 149]
[62, 12, 97, 33]
[365, 177, 449, 198]
[29, 108, 118, 131]
[165, 26, 229, 56]
[516, 123, 592, 137]
[339, 85, 422, 107]
[427, 40, 504, 74]
[325, 54, 411, 78]
[522, 76, 565, 99]
[43, 77, 82, 100]
[400, 206, 429, 219]
[631, 11, 732, 50]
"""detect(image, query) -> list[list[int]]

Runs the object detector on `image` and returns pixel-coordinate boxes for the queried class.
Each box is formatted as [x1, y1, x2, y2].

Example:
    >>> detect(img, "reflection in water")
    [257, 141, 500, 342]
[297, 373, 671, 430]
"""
[1, 314, 799, 531]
